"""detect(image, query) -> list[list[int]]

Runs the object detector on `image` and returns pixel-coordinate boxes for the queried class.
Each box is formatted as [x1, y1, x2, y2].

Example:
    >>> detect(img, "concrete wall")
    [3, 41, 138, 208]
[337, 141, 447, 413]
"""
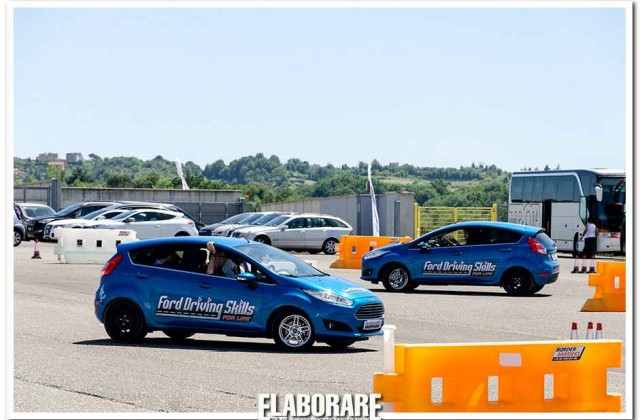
[14, 186, 50, 205]
[61, 187, 242, 207]
[262, 191, 415, 237]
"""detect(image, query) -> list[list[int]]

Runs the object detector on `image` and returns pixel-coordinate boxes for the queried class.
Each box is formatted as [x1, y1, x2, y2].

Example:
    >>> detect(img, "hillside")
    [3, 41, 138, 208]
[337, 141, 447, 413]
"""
[14, 154, 510, 209]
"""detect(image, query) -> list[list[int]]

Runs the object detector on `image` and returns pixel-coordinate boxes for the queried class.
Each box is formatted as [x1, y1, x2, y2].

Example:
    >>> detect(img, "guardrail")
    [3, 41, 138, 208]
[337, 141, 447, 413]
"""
[374, 327, 622, 412]
[581, 261, 626, 312]
[329, 235, 412, 269]
[54, 228, 137, 264]
[414, 204, 497, 237]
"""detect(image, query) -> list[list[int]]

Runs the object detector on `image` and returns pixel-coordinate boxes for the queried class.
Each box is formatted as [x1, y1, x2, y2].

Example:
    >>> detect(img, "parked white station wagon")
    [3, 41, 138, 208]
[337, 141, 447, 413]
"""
[84, 209, 198, 239]
[231, 213, 352, 254]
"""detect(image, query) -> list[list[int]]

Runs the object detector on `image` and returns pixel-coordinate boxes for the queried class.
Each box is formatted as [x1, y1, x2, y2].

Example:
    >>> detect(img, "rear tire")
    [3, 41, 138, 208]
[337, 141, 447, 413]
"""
[272, 310, 315, 351]
[382, 265, 414, 292]
[104, 301, 147, 342]
[163, 330, 195, 341]
[502, 268, 533, 296]
[322, 238, 338, 255]
[529, 283, 544, 294]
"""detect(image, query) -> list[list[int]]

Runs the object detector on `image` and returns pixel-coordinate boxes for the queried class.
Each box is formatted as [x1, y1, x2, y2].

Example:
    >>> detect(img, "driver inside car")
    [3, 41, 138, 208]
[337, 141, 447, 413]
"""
[205, 241, 245, 278]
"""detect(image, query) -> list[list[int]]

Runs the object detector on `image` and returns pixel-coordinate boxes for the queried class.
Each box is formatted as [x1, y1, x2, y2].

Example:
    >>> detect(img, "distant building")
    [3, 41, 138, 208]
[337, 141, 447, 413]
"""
[36, 153, 59, 162]
[66, 153, 83, 163]
[48, 160, 66, 171]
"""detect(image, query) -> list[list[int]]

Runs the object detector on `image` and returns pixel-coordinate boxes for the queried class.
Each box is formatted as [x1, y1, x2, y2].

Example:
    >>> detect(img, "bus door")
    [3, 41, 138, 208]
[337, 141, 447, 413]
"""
[542, 200, 552, 235]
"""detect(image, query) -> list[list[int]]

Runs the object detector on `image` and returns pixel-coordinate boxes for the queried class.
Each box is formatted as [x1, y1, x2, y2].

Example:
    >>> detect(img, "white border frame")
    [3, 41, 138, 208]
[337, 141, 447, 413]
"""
[2, 1, 634, 419]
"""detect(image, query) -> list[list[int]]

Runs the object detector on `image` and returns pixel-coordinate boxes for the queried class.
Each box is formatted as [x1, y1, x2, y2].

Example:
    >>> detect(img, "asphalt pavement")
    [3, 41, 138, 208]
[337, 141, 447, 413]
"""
[13, 242, 626, 412]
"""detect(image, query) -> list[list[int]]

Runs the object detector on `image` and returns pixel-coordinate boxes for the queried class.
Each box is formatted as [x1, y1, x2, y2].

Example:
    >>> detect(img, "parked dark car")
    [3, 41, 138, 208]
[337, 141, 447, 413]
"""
[14, 210, 25, 247]
[14, 202, 59, 240]
[24, 201, 118, 240]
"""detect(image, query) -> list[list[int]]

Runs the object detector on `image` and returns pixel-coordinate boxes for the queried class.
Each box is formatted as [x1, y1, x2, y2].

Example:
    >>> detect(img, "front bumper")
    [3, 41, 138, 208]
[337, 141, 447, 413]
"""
[310, 300, 384, 340]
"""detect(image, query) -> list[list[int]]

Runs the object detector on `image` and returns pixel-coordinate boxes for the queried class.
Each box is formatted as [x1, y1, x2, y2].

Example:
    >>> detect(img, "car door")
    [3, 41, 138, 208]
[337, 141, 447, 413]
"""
[274, 217, 309, 249]
[124, 211, 154, 239]
[305, 217, 328, 249]
[151, 211, 181, 236]
[405, 228, 472, 283]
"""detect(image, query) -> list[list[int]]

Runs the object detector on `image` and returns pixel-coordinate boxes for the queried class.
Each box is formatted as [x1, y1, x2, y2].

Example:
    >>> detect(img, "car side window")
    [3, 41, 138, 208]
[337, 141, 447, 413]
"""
[464, 228, 494, 246]
[80, 206, 104, 216]
[145, 212, 175, 221]
[130, 245, 208, 274]
[287, 218, 308, 229]
[491, 228, 523, 244]
[310, 218, 326, 228]
[424, 229, 468, 247]
[130, 212, 149, 222]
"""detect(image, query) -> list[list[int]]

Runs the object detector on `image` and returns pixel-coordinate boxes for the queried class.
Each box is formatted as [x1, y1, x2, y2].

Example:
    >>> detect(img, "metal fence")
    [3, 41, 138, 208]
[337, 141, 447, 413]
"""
[414, 204, 498, 237]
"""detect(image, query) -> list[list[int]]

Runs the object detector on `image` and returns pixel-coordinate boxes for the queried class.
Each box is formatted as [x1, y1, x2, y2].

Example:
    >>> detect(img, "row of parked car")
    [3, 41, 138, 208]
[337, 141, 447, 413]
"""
[199, 212, 352, 254]
[13, 201, 353, 255]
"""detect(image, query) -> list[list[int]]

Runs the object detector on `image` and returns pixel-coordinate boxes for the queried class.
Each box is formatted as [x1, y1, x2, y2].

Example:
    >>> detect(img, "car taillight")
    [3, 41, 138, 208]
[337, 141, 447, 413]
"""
[101, 254, 123, 276]
[528, 237, 547, 255]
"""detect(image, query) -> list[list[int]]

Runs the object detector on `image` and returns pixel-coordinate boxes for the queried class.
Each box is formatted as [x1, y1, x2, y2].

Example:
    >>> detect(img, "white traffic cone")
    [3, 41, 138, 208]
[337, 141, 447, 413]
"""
[31, 239, 42, 259]
[595, 322, 603, 339]
[570, 322, 578, 340]
[585, 321, 594, 339]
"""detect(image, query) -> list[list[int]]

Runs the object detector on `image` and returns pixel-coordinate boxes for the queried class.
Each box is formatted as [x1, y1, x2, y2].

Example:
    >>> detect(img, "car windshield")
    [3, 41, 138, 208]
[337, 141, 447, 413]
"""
[82, 207, 115, 220]
[265, 215, 289, 226]
[222, 213, 249, 224]
[250, 213, 281, 225]
[22, 206, 55, 218]
[241, 214, 264, 224]
[55, 203, 81, 217]
[235, 243, 327, 277]
[111, 210, 138, 220]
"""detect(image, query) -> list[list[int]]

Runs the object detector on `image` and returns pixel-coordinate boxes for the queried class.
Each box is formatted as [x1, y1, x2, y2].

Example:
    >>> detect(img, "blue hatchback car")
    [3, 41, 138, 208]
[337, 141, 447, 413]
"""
[361, 221, 559, 295]
[95, 237, 384, 350]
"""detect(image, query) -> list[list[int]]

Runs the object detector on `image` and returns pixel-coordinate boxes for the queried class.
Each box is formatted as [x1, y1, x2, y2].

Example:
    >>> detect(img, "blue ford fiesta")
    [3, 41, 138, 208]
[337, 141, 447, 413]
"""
[95, 237, 384, 351]
[361, 221, 559, 295]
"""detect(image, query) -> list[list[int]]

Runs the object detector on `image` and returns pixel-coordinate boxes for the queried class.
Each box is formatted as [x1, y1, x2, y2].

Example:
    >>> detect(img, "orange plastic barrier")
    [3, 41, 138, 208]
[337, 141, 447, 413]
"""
[329, 235, 412, 269]
[581, 261, 626, 312]
[373, 340, 622, 412]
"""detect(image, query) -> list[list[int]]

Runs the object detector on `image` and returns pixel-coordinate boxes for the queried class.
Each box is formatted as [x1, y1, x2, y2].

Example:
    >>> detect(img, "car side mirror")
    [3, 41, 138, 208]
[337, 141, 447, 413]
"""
[124, 217, 135, 223]
[279, 225, 288, 231]
[237, 271, 257, 286]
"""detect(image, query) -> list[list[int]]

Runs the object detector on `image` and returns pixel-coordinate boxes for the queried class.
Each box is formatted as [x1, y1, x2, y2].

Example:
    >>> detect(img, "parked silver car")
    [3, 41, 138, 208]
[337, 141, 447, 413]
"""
[232, 213, 352, 254]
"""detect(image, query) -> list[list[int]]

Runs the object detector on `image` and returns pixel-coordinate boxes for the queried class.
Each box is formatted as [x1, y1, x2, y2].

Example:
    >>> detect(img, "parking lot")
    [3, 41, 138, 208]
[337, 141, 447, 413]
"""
[14, 242, 626, 412]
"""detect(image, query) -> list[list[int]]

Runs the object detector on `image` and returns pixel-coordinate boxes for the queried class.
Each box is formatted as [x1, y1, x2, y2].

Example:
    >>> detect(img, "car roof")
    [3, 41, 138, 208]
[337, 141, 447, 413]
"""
[288, 213, 342, 219]
[15, 202, 52, 208]
[118, 236, 249, 252]
[432, 221, 542, 235]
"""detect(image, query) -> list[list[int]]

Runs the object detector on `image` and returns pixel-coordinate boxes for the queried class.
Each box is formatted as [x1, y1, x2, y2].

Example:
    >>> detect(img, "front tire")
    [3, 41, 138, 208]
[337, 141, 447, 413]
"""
[272, 311, 315, 351]
[326, 339, 356, 349]
[322, 238, 339, 255]
[502, 268, 533, 296]
[104, 301, 147, 342]
[14, 230, 22, 247]
[382, 265, 414, 292]
[163, 330, 195, 341]
[254, 235, 271, 245]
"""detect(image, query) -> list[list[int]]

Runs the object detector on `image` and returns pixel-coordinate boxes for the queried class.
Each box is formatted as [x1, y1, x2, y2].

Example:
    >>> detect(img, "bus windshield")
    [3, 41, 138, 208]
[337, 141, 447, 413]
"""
[594, 177, 625, 231]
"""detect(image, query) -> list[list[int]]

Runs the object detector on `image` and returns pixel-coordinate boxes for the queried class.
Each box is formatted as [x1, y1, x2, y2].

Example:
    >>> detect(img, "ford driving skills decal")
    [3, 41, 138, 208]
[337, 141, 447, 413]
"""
[423, 260, 496, 277]
[156, 295, 256, 322]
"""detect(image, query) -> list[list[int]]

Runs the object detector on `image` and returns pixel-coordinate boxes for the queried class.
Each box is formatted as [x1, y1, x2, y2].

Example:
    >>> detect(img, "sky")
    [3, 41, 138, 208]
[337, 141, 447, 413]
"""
[14, 7, 626, 171]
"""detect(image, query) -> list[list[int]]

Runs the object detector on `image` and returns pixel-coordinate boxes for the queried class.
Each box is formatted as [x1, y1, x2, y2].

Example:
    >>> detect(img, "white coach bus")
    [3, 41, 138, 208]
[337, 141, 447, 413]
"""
[508, 169, 625, 254]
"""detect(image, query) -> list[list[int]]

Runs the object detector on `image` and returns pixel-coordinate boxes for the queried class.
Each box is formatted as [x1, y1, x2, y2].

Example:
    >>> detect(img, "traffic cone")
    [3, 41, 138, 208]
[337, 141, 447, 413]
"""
[585, 321, 594, 339]
[31, 239, 42, 259]
[595, 322, 604, 339]
[570, 321, 578, 340]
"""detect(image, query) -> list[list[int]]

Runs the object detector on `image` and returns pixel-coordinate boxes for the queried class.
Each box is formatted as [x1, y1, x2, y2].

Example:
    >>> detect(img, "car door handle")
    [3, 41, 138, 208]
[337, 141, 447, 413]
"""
[200, 282, 212, 289]
[499, 248, 513, 253]
[136, 273, 149, 279]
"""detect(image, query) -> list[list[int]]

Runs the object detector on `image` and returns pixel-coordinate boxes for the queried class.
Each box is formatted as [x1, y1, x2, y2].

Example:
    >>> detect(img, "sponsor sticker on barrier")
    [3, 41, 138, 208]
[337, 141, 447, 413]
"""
[118, 231, 130, 236]
[552, 346, 585, 361]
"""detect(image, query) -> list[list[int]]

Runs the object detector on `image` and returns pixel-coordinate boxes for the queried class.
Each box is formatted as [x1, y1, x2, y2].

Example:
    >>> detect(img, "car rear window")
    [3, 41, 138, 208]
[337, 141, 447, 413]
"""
[535, 231, 556, 249]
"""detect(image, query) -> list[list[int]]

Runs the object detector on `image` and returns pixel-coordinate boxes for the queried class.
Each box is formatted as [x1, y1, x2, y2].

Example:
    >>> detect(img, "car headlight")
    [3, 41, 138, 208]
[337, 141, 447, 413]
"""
[363, 249, 388, 260]
[304, 289, 353, 307]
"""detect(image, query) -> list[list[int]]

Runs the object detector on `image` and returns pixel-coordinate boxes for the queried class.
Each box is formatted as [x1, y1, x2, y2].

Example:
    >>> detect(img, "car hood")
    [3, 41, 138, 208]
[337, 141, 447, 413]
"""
[234, 225, 271, 234]
[290, 275, 378, 300]
[83, 220, 125, 228]
[48, 218, 91, 227]
[245, 226, 281, 235]
[30, 216, 58, 224]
